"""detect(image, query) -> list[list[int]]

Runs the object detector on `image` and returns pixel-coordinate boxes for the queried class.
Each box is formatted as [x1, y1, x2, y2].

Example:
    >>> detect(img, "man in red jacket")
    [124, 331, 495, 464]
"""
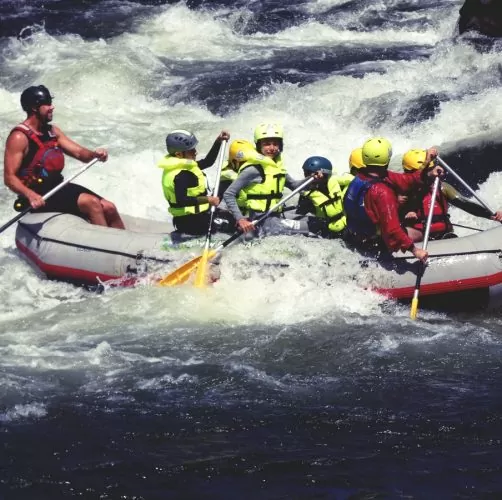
[343, 137, 444, 263]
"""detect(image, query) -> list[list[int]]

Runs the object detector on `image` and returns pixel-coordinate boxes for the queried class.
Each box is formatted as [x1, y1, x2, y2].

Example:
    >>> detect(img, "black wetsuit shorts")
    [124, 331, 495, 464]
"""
[36, 182, 102, 216]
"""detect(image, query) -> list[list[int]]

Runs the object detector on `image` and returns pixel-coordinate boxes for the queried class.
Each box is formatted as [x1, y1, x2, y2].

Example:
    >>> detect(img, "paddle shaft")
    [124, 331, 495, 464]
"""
[157, 175, 316, 287]
[436, 156, 495, 215]
[211, 176, 316, 254]
[421, 176, 440, 248]
[410, 176, 440, 318]
[200, 140, 227, 254]
[0, 158, 100, 235]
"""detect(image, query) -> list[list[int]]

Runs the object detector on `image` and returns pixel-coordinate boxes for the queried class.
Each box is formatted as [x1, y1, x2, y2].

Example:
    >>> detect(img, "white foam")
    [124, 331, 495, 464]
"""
[0, 402, 47, 422]
[0, 0, 500, 343]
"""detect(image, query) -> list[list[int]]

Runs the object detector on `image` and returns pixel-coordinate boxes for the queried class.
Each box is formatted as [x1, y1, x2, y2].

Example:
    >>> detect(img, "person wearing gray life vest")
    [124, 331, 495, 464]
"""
[158, 129, 234, 235]
[4, 85, 125, 228]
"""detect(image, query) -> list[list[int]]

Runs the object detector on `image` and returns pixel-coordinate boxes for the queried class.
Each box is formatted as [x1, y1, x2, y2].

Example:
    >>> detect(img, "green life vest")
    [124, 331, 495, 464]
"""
[158, 155, 209, 217]
[304, 174, 354, 233]
[237, 153, 286, 214]
[220, 162, 238, 183]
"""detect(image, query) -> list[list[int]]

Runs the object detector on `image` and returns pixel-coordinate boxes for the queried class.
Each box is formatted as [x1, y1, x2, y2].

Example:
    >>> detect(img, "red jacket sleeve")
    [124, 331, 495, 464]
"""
[363, 169, 427, 253]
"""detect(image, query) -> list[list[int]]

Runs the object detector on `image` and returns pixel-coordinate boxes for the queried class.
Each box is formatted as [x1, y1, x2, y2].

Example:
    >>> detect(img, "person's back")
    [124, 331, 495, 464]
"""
[218, 160, 238, 199]
[343, 137, 443, 263]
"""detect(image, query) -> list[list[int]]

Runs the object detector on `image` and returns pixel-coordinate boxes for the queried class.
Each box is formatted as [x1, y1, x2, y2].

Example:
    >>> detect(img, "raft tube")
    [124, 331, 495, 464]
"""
[14, 212, 204, 286]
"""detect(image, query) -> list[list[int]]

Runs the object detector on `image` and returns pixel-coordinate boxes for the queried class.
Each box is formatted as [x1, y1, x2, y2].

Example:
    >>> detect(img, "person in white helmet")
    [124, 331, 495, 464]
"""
[223, 123, 321, 237]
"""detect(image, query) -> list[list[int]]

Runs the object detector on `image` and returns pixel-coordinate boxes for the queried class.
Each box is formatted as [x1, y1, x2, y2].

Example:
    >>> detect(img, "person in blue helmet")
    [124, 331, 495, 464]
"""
[295, 156, 354, 238]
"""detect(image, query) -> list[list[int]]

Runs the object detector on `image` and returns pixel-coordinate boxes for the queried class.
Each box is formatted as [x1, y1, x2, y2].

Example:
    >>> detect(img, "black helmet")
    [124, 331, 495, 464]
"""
[165, 129, 198, 155]
[20, 85, 53, 113]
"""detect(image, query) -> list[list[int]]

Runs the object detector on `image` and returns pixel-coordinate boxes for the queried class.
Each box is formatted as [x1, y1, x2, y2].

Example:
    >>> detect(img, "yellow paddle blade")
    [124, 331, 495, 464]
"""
[157, 250, 217, 287]
[157, 256, 202, 287]
[194, 249, 210, 288]
[410, 297, 419, 320]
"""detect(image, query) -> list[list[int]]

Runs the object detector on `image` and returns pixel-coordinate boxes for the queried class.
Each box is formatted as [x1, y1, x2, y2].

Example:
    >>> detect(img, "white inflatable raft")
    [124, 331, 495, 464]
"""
[365, 225, 502, 310]
[14, 212, 204, 286]
[14, 212, 502, 310]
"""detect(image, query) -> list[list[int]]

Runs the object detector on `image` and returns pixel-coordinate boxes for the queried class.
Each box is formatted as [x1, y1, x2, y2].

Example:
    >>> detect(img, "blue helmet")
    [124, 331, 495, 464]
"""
[302, 156, 332, 174]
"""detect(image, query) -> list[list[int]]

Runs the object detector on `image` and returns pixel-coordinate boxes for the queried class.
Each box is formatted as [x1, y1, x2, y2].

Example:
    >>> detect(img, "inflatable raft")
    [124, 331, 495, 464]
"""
[14, 212, 502, 310]
[14, 212, 206, 286]
[361, 225, 502, 311]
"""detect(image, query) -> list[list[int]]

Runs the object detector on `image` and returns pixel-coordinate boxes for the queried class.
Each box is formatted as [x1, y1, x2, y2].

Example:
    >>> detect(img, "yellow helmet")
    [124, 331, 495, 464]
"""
[361, 137, 392, 167]
[402, 149, 427, 171]
[229, 139, 256, 165]
[253, 122, 284, 143]
[348, 147, 365, 170]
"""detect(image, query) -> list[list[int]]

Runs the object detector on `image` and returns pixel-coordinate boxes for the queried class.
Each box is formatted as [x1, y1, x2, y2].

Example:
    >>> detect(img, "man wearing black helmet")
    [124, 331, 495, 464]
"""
[158, 128, 232, 235]
[3, 85, 125, 228]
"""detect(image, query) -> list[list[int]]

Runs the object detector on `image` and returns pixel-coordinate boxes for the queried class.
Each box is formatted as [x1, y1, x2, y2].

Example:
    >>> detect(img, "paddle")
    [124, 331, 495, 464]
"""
[158, 175, 316, 287]
[194, 140, 227, 287]
[410, 176, 440, 320]
[0, 158, 100, 235]
[436, 156, 496, 216]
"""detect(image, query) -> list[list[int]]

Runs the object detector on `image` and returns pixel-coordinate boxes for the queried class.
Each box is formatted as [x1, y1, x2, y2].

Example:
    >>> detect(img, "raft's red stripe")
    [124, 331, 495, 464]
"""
[16, 240, 119, 284]
[16, 238, 502, 295]
[375, 272, 502, 299]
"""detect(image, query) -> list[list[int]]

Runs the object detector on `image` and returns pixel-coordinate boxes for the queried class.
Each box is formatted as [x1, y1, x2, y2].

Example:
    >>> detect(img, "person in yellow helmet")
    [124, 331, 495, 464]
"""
[217, 139, 255, 199]
[400, 147, 502, 241]
[343, 137, 444, 263]
[158, 129, 234, 235]
[348, 147, 365, 175]
[295, 156, 354, 238]
[223, 133, 322, 237]
[253, 122, 284, 162]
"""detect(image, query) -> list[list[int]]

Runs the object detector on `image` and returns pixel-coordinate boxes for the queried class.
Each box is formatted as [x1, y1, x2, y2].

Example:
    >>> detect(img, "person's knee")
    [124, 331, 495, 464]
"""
[406, 227, 423, 243]
[100, 199, 119, 218]
[78, 194, 102, 213]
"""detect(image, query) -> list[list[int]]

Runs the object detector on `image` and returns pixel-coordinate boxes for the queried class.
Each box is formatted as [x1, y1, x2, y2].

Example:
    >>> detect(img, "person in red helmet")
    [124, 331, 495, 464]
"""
[4, 85, 125, 228]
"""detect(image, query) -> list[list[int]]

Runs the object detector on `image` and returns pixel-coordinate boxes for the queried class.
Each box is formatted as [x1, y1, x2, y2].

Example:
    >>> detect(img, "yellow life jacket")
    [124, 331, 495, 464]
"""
[158, 155, 209, 217]
[237, 153, 286, 214]
[220, 161, 238, 183]
[304, 174, 354, 233]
